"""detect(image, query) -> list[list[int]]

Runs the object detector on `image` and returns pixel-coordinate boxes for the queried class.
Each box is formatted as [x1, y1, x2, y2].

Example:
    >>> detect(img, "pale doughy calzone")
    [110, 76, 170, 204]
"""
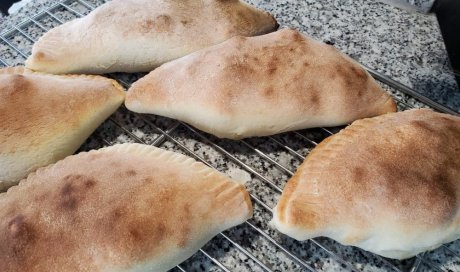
[25, 0, 278, 74]
[0, 67, 125, 191]
[126, 29, 396, 139]
[273, 109, 460, 259]
[0, 143, 252, 272]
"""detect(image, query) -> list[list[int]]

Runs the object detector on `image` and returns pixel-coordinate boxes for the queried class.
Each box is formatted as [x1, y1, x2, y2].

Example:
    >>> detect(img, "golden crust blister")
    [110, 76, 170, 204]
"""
[0, 67, 125, 191]
[126, 28, 396, 139]
[273, 109, 460, 259]
[0, 143, 252, 272]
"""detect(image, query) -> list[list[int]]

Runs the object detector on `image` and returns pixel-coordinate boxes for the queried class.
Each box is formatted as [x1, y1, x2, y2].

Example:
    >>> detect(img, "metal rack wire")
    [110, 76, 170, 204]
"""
[1, 0, 459, 271]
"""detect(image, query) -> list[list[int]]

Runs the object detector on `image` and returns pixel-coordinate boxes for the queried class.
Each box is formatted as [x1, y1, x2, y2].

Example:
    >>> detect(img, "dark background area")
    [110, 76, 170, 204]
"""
[431, 0, 460, 84]
[0, 0, 17, 15]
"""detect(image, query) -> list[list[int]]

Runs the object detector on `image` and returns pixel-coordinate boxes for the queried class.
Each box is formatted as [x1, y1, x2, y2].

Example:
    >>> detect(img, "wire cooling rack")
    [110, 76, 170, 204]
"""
[1, 0, 460, 271]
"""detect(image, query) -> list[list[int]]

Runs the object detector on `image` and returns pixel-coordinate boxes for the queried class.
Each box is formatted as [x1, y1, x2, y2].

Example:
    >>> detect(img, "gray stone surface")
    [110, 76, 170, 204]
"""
[0, 0, 459, 271]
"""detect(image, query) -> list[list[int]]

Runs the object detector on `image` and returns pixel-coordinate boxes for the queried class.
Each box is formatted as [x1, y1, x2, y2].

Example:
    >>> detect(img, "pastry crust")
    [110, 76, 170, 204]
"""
[0, 143, 252, 272]
[126, 29, 396, 139]
[273, 109, 460, 259]
[0, 67, 125, 191]
[25, 0, 278, 74]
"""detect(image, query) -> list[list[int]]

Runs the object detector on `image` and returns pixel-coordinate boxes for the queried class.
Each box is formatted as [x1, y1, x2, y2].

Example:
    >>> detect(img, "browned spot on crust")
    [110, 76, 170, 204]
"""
[352, 167, 367, 182]
[1, 74, 29, 96]
[336, 65, 352, 87]
[111, 208, 124, 223]
[267, 66, 277, 75]
[149, 223, 167, 244]
[303, 61, 310, 67]
[58, 175, 98, 211]
[6, 215, 36, 261]
[125, 170, 137, 177]
[158, 186, 178, 204]
[309, 92, 320, 106]
[333, 64, 371, 99]
[109, 160, 121, 168]
[8, 215, 35, 241]
[380, 159, 457, 223]
[129, 228, 142, 241]
[350, 65, 368, 80]
[61, 183, 78, 210]
[290, 199, 318, 229]
[85, 179, 96, 188]
[266, 55, 279, 75]
[156, 14, 172, 27]
[140, 15, 172, 33]
[34, 192, 49, 202]
[155, 223, 166, 239]
[225, 60, 255, 76]
[329, 71, 337, 79]
[141, 177, 154, 184]
[283, 29, 303, 42]
[234, 8, 252, 30]
[0, 76, 34, 149]
[101, 182, 193, 260]
[276, 174, 301, 223]
[411, 120, 436, 133]
[440, 116, 456, 124]
[140, 19, 155, 33]
[35, 51, 46, 61]
[263, 87, 275, 97]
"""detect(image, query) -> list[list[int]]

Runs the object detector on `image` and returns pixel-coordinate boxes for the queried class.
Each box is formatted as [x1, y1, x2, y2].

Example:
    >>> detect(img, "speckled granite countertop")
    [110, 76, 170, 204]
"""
[1, 1, 460, 272]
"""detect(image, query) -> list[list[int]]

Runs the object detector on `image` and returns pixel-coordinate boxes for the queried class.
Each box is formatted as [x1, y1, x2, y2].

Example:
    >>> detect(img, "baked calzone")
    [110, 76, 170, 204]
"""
[0, 67, 125, 191]
[0, 143, 252, 272]
[273, 109, 460, 259]
[26, 0, 278, 74]
[126, 29, 396, 139]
